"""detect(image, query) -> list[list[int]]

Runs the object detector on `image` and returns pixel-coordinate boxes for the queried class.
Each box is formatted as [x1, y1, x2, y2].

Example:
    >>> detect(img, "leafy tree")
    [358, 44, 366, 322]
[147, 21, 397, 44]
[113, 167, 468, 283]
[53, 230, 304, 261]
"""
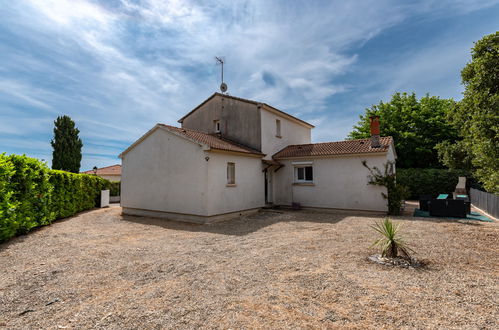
[349, 93, 458, 168]
[51, 115, 83, 173]
[438, 32, 498, 193]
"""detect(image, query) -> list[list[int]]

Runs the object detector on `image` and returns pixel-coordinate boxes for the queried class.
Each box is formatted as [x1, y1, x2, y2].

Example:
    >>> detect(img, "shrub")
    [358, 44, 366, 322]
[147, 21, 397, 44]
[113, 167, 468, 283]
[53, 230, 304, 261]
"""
[108, 181, 121, 196]
[362, 161, 409, 215]
[371, 218, 413, 258]
[0, 156, 17, 240]
[396, 168, 467, 199]
[0, 153, 108, 242]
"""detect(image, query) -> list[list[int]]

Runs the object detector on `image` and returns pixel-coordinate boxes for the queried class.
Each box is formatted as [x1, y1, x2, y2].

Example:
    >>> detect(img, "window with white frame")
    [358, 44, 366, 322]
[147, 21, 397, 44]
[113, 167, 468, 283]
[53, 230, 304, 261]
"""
[214, 120, 221, 133]
[295, 165, 313, 183]
[227, 162, 235, 184]
[276, 119, 281, 137]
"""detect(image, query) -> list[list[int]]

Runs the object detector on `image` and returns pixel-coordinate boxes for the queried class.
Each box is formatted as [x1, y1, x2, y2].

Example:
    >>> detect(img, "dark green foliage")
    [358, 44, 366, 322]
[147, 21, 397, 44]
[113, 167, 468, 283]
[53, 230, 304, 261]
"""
[438, 32, 499, 193]
[362, 161, 409, 215]
[109, 182, 121, 196]
[0, 153, 108, 242]
[396, 168, 467, 199]
[435, 140, 473, 173]
[51, 115, 83, 173]
[349, 93, 458, 168]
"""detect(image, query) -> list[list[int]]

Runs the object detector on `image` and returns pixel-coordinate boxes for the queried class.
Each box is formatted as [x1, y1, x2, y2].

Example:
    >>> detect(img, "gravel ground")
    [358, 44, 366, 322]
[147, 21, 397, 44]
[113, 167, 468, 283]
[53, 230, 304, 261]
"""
[1, 206, 498, 329]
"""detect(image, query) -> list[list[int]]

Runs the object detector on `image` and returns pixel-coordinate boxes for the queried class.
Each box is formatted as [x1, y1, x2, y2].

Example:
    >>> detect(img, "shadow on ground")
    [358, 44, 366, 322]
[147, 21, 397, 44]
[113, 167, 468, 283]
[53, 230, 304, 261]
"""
[119, 208, 389, 236]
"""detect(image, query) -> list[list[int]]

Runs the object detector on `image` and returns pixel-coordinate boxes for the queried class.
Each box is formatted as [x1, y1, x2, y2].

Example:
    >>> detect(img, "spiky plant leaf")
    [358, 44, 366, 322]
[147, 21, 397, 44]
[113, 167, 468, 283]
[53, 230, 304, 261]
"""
[371, 218, 414, 258]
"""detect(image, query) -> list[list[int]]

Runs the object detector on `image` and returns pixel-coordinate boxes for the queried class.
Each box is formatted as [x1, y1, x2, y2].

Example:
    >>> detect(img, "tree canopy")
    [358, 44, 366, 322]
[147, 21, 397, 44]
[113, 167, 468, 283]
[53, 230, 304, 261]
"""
[51, 115, 83, 173]
[349, 92, 458, 168]
[438, 31, 499, 193]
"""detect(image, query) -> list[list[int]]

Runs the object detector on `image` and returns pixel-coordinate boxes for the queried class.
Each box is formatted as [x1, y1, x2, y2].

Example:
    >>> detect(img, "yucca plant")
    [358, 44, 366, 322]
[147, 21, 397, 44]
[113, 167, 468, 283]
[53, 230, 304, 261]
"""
[371, 218, 413, 258]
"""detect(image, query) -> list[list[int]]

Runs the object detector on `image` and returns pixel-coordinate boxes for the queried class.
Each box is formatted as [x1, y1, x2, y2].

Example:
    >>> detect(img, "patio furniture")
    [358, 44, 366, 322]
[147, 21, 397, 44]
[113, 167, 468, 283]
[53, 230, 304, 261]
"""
[429, 199, 467, 218]
[419, 195, 432, 211]
[455, 195, 471, 214]
[437, 194, 449, 199]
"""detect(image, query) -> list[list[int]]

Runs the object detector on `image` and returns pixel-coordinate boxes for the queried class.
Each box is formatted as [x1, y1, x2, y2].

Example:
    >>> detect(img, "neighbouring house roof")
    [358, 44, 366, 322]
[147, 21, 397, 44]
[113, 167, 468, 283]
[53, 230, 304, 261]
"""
[82, 164, 121, 175]
[272, 137, 394, 159]
[119, 124, 264, 158]
[177, 92, 314, 128]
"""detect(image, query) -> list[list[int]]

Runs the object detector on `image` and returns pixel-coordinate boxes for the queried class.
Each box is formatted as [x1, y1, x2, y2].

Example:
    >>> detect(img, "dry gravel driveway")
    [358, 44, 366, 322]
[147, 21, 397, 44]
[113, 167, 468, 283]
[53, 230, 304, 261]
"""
[0, 207, 498, 329]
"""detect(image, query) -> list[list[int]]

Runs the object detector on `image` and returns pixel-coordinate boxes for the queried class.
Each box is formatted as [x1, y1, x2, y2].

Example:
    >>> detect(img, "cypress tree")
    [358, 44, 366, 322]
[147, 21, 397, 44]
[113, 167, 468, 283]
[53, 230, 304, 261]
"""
[51, 115, 83, 173]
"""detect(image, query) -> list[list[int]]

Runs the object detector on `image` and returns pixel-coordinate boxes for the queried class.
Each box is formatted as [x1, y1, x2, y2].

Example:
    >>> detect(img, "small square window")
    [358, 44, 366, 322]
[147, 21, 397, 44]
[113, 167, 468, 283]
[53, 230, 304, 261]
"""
[214, 120, 221, 133]
[295, 166, 313, 182]
[227, 162, 235, 184]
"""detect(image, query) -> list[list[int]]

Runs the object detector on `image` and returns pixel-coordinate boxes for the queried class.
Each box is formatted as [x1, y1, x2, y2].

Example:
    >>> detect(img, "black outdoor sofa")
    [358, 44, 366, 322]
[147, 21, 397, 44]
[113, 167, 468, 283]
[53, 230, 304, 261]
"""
[419, 195, 471, 218]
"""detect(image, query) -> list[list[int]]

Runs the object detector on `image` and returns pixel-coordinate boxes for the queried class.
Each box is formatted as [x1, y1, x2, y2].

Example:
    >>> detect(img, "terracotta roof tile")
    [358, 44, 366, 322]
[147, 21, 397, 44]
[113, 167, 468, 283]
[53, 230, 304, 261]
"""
[82, 164, 121, 175]
[159, 124, 264, 156]
[273, 137, 393, 159]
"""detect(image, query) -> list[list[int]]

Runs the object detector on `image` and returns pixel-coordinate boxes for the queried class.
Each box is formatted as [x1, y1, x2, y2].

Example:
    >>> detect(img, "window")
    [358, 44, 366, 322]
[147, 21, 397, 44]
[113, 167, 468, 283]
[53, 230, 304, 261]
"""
[295, 166, 313, 182]
[275, 119, 281, 137]
[227, 162, 235, 185]
[214, 120, 221, 133]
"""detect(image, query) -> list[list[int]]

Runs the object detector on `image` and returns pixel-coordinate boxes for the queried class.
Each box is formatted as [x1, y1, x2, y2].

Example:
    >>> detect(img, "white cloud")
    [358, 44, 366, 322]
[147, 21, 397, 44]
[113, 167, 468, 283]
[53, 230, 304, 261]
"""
[1, 0, 497, 165]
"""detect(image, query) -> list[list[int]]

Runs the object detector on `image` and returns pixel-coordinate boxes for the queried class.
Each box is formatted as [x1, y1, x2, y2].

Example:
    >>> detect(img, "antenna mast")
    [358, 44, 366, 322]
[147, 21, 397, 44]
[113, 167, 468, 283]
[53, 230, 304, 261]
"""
[215, 56, 228, 93]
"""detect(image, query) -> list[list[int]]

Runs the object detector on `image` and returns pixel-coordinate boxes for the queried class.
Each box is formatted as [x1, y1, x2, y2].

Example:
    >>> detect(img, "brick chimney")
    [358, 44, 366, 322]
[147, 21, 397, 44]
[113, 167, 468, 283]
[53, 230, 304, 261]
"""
[369, 115, 380, 148]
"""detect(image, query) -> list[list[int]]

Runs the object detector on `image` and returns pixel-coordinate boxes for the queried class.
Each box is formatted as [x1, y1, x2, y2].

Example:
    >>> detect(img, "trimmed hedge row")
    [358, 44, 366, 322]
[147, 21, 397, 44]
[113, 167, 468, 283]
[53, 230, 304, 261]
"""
[0, 154, 108, 242]
[396, 168, 467, 199]
[109, 181, 121, 197]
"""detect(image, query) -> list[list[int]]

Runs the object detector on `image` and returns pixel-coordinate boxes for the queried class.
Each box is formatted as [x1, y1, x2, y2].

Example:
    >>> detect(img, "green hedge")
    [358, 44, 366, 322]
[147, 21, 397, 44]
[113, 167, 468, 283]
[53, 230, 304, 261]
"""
[0, 154, 108, 242]
[396, 168, 467, 199]
[109, 181, 121, 196]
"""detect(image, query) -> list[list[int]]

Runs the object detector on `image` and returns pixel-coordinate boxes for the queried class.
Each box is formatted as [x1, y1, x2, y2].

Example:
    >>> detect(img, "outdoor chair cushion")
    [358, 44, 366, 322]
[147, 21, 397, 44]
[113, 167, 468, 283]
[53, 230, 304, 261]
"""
[437, 194, 449, 199]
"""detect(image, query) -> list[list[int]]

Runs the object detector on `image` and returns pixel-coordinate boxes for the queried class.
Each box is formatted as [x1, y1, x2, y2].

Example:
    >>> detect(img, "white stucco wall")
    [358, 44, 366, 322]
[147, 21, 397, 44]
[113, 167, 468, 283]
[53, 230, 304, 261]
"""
[121, 128, 209, 216]
[273, 153, 391, 212]
[206, 152, 265, 215]
[260, 108, 311, 159]
[99, 175, 121, 182]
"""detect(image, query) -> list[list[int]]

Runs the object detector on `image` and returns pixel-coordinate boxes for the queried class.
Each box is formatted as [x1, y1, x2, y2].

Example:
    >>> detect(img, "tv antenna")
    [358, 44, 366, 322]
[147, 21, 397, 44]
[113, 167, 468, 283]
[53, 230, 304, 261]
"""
[215, 56, 227, 93]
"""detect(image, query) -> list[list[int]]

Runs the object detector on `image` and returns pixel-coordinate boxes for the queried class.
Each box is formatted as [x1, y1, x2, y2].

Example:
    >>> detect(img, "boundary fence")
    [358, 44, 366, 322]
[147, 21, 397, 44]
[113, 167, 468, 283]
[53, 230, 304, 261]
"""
[470, 188, 498, 219]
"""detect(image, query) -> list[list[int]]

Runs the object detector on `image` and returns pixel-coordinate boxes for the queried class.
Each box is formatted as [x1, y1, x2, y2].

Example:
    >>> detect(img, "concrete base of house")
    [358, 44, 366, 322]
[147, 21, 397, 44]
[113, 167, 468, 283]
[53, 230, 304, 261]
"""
[121, 207, 260, 224]
[275, 204, 388, 215]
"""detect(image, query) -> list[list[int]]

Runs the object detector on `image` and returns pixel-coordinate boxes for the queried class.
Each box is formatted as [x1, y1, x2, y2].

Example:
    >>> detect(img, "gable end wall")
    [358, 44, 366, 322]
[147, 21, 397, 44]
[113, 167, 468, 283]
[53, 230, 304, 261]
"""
[181, 94, 262, 151]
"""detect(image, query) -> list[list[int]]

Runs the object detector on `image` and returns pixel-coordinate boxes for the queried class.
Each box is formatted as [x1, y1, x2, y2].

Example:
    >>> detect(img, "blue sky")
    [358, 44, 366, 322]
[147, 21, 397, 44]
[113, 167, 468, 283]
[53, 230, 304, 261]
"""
[1, 0, 498, 171]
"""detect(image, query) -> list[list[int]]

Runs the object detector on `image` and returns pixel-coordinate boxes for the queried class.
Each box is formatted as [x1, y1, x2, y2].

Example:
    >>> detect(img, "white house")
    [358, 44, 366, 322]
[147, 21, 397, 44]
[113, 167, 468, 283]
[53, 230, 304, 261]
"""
[119, 93, 396, 223]
[82, 164, 121, 182]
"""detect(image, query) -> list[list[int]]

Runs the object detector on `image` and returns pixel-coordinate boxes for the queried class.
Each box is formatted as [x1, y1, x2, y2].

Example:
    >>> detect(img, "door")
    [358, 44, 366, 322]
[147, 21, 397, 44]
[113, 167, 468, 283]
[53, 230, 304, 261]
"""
[265, 169, 273, 204]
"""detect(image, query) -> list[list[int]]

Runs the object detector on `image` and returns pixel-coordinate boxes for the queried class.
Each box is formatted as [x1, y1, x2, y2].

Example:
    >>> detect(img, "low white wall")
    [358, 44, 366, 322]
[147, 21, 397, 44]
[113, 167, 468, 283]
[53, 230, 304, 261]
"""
[121, 128, 209, 216]
[274, 154, 390, 212]
[206, 152, 265, 216]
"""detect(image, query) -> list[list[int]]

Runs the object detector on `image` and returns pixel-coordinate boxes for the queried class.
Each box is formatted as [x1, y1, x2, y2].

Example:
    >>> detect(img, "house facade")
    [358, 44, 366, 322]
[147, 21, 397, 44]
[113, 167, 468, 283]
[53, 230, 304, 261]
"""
[120, 93, 396, 223]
